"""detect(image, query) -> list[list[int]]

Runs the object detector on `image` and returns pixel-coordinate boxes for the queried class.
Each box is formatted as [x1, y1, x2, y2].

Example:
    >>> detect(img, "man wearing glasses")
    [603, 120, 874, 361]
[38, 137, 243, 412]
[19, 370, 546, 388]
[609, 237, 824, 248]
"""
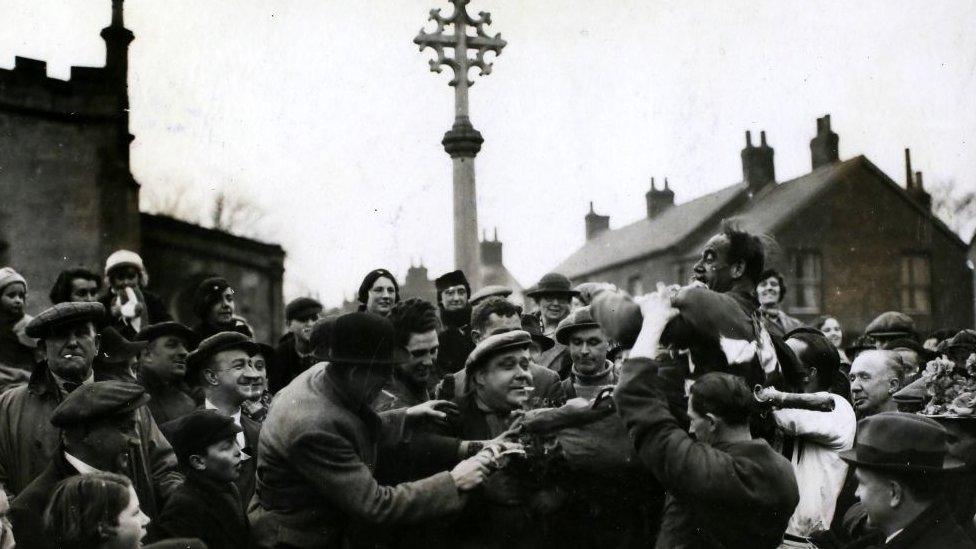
[186, 331, 263, 509]
[373, 298, 441, 412]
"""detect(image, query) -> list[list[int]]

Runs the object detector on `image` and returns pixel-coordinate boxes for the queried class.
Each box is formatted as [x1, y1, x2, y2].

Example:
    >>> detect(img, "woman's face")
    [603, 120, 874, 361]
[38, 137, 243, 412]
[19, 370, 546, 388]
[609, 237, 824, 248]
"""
[105, 486, 149, 549]
[820, 317, 844, 349]
[207, 288, 236, 325]
[366, 277, 396, 316]
[0, 283, 26, 317]
[756, 276, 782, 307]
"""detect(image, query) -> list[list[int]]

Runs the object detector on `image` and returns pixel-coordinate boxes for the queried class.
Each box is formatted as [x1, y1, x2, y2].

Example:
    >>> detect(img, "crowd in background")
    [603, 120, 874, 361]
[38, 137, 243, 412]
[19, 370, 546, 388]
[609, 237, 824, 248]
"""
[0, 221, 975, 549]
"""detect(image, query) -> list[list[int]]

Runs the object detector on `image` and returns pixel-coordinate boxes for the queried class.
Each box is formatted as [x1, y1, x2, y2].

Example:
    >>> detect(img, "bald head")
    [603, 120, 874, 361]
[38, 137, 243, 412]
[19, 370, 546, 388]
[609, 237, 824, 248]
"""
[849, 350, 909, 418]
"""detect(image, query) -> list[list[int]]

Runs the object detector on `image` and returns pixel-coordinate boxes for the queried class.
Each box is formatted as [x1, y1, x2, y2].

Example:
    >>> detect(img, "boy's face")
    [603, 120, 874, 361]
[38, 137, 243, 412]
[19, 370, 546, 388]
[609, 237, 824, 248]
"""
[195, 437, 242, 482]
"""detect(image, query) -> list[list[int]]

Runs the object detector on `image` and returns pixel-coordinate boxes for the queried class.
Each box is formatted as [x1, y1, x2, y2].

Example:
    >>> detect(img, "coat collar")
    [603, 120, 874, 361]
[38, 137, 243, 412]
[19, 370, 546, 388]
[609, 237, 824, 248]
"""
[883, 500, 962, 548]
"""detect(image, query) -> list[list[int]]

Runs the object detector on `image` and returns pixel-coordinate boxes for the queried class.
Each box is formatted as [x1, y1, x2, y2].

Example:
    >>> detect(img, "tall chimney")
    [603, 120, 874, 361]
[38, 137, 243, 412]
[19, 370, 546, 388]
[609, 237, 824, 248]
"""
[645, 177, 675, 218]
[585, 201, 611, 240]
[480, 228, 503, 265]
[810, 114, 839, 169]
[905, 148, 914, 189]
[904, 149, 932, 211]
[741, 130, 775, 195]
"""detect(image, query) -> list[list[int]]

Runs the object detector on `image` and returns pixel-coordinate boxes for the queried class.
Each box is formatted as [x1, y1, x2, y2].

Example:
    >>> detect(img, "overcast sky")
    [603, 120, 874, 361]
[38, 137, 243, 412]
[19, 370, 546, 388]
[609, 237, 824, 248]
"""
[2, 1, 975, 306]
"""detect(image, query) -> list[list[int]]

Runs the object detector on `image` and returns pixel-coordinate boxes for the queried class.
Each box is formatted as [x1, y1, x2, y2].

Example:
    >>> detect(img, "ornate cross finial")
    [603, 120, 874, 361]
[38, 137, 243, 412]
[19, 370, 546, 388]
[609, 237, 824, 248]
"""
[414, 0, 506, 89]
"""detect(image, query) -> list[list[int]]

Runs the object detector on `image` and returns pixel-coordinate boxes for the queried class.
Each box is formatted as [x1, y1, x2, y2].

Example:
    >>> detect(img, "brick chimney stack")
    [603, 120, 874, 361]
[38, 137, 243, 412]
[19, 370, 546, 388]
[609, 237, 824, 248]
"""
[585, 201, 610, 240]
[645, 177, 675, 218]
[904, 149, 932, 211]
[810, 114, 839, 169]
[741, 131, 775, 195]
[480, 228, 503, 266]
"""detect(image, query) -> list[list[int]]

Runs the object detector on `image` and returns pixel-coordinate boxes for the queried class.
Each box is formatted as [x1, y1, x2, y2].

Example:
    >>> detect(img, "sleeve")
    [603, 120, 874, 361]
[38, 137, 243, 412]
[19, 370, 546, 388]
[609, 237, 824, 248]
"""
[288, 426, 464, 525]
[154, 497, 214, 548]
[613, 357, 762, 505]
[773, 394, 856, 451]
[142, 408, 185, 500]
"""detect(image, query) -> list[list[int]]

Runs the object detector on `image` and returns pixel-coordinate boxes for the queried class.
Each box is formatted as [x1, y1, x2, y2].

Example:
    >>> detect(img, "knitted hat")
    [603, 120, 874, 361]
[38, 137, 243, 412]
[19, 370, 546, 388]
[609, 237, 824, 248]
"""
[0, 267, 27, 294]
[104, 250, 148, 287]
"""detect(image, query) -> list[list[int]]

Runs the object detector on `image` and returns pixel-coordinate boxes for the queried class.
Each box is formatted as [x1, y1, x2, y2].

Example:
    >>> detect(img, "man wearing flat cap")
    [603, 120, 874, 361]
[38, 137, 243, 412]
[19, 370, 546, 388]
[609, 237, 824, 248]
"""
[469, 284, 513, 308]
[250, 312, 494, 548]
[186, 331, 263, 508]
[864, 311, 917, 349]
[554, 306, 617, 401]
[435, 270, 476, 376]
[10, 380, 157, 549]
[0, 302, 181, 502]
[157, 410, 249, 549]
[840, 412, 976, 548]
[270, 296, 323, 394]
[134, 322, 200, 425]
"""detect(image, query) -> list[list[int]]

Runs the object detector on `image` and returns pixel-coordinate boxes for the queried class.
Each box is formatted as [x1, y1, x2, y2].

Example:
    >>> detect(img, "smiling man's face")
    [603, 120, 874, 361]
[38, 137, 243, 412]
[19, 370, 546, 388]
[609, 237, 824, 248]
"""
[43, 321, 100, 381]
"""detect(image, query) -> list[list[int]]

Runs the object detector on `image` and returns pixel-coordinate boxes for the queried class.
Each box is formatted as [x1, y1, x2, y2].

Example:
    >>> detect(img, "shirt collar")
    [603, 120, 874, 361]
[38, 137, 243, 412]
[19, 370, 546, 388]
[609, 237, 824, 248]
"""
[63, 451, 102, 475]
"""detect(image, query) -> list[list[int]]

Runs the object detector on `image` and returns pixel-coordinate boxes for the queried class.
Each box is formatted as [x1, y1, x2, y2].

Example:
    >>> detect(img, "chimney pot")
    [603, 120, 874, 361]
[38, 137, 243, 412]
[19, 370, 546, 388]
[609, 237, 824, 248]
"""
[745, 131, 753, 147]
[810, 114, 840, 169]
[585, 202, 611, 240]
[742, 129, 775, 194]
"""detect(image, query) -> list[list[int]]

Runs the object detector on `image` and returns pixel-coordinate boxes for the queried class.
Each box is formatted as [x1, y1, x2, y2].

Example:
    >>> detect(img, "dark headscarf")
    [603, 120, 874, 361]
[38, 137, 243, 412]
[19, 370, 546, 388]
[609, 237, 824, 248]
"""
[356, 269, 400, 311]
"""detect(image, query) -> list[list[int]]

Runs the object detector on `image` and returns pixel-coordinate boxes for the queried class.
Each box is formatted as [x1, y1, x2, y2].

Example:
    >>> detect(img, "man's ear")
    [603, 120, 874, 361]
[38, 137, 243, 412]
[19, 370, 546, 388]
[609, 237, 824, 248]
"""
[188, 454, 207, 471]
[202, 369, 218, 386]
[888, 375, 902, 395]
[729, 260, 746, 280]
[889, 480, 904, 507]
[470, 330, 482, 345]
[473, 369, 487, 388]
[92, 334, 101, 356]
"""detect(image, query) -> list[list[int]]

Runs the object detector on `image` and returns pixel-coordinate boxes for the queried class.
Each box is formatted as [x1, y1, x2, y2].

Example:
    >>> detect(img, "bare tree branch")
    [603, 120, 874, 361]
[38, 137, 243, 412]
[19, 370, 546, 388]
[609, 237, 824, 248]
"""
[929, 178, 976, 241]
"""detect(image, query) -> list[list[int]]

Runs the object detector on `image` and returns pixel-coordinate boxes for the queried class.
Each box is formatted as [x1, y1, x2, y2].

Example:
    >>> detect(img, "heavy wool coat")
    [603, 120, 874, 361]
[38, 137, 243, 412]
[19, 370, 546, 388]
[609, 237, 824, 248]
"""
[614, 357, 799, 549]
[842, 500, 976, 549]
[269, 332, 318, 394]
[249, 363, 463, 548]
[0, 362, 183, 511]
[8, 451, 75, 549]
[156, 472, 250, 549]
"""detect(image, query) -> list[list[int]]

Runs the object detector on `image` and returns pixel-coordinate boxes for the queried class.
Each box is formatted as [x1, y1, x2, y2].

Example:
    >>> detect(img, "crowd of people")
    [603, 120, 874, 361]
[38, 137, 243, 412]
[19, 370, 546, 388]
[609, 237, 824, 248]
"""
[0, 223, 975, 549]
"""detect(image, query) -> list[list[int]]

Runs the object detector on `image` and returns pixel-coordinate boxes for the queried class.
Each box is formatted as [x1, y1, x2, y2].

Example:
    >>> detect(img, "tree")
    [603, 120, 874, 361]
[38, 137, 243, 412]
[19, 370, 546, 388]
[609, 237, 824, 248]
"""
[210, 187, 268, 239]
[929, 178, 976, 243]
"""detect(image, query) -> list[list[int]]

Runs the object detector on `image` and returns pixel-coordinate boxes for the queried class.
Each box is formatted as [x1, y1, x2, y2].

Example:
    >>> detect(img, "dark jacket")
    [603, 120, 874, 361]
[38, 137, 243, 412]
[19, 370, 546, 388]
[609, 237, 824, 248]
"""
[437, 324, 475, 376]
[238, 411, 261, 510]
[157, 472, 249, 549]
[843, 500, 976, 549]
[8, 451, 75, 549]
[373, 369, 431, 413]
[0, 362, 183, 510]
[270, 332, 318, 394]
[99, 289, 172, 340]
[137, 370, 199, 426]
[249, 363, 463, 548]
[450, 361, 564, 404]
[614, 357, 799, 549]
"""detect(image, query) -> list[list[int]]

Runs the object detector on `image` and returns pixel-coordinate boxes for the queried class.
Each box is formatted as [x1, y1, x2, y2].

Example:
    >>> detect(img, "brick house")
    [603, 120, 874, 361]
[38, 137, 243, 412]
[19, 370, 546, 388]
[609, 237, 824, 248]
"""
[0, 0, 285, 342]
[554, 115, 973, 337]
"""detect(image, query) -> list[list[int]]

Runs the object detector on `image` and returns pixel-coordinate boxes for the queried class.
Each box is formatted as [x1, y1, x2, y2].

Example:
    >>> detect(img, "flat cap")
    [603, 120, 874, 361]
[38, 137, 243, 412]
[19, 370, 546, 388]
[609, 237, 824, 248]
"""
[25, 302, 105, 339]
[162, 410, 243, 464]
[51, 380, 150, 428]
[186, 331, 259, 378]
[465, 329, 532, 374]
[554, 306, 600, 345]
[135, 321, 199, 350]
[865, 311, 916, 339]
[469, 285, 512, 306]
[286, 297, 323, 321]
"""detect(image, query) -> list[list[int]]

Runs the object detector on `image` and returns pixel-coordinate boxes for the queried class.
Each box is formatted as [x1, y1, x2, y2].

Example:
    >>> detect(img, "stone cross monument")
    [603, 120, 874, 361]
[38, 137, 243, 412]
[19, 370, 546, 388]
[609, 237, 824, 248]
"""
[414, 0, 506, 286]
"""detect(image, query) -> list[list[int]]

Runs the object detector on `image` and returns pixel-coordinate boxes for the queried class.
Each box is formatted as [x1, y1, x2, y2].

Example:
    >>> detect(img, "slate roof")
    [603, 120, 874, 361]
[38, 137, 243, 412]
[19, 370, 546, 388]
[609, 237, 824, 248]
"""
[556, 155, 966, 279]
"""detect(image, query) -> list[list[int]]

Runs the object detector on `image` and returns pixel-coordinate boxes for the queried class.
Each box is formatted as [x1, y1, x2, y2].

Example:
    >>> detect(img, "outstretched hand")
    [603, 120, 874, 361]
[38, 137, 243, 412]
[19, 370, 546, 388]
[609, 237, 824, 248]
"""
[405, 399, 459, 428]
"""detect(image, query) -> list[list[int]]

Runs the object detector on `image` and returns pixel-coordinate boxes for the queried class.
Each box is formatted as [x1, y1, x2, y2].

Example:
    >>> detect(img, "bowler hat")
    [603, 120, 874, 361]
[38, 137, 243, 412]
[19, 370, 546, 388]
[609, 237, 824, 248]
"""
[327, 312, 404, 366]
[470, 285, 512, 307]
[309, 315, 339, 360]
[98, 326, 148, 365]
[525, 273, 579, 299]
[465, 330, 532, 375]
[520, 314, 554, 352]
[162, 409, 243, 465]
[286, 297, 323, 322]
[839, 412, 964, 472]
[51, 380, 150, 428]
[186, 331, 260, 378]
[135, 321, 199, 350]
[554, 306, 601, 346]
[864, 311, 916, 340]
[25, 302, 105, 339]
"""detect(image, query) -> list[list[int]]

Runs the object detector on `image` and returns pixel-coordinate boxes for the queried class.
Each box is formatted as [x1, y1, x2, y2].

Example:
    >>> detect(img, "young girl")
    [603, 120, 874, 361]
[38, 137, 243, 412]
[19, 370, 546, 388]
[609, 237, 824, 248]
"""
[0, 267, 36, 394]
